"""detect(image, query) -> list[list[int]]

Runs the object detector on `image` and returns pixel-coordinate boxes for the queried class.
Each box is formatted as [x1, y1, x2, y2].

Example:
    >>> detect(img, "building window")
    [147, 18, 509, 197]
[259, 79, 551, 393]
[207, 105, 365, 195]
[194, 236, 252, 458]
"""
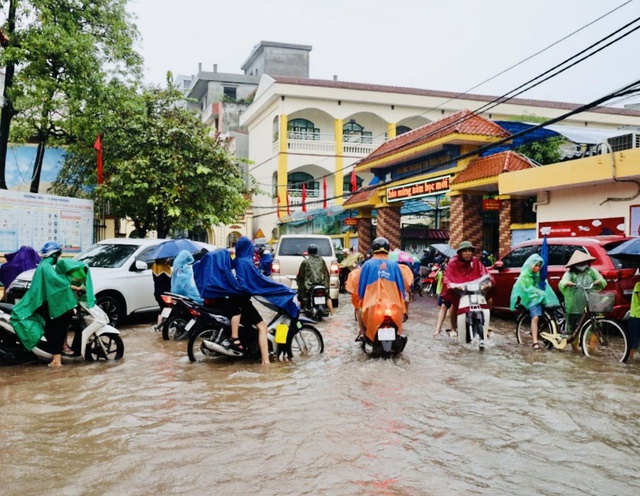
[273, 116, 279, 142]
[396, 125, 412, 136]
[343, 120, 372, 143]
[223, 86, 237, 101]
[343, 174, 363, 193]
[288, 171, 319, 195]
[288, 118, 319, 140]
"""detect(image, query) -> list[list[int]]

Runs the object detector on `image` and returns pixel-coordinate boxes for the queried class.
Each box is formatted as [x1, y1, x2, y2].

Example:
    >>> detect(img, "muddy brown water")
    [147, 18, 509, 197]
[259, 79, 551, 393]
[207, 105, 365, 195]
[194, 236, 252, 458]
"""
[1, 296, 639, 495]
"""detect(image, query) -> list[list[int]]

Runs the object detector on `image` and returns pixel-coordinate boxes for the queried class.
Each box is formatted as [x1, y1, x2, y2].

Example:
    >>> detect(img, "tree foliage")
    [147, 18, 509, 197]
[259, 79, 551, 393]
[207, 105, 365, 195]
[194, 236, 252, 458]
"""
[52, 81, 253, 238]
[0, 0, 142, 186]
[508, 114, 563, 165]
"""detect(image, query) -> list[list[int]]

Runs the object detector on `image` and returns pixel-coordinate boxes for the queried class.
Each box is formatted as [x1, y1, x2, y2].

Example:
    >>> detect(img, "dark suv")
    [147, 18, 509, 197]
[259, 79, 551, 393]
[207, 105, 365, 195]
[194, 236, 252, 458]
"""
[490, 236, 639, 320]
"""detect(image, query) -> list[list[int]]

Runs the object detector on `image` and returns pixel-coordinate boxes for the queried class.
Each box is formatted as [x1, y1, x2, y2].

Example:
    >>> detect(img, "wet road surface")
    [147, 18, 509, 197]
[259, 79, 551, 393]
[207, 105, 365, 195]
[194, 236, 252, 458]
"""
[1, 294, 639, 495]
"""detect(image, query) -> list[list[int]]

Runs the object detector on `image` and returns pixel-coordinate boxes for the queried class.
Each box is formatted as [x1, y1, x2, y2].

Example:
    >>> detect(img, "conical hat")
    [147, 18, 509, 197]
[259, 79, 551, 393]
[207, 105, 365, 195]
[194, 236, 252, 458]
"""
[565, 250, 596, 268]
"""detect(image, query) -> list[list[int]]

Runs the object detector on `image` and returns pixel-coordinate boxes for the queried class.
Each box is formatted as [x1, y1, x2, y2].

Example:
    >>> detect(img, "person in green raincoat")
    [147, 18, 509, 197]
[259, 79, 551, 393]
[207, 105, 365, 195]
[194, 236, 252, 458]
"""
[559, 250, 606, 346]
[296, 244, 334, 316]
[10, 241, 93, 367]
[510, 253, 559, 350]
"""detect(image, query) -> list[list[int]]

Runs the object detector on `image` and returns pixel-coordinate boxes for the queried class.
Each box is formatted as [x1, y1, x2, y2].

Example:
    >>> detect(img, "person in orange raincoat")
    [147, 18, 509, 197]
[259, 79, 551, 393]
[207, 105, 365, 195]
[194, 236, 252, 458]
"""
[347, 237, 413, 340]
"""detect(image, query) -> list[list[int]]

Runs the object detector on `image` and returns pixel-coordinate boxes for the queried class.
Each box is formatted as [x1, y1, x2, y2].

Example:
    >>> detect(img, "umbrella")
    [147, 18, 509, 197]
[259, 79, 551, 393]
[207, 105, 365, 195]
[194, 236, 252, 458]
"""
[430, 243, 457, 259]
[389, 249, 419, 264]
[147, 239, 203, 261]
[608, 237, 640, 260]
[539, 236, 548, 290]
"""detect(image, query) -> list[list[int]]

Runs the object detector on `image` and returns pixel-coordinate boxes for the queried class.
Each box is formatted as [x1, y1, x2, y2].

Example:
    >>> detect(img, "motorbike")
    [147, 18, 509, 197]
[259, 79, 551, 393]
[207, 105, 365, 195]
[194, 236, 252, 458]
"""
[186, 296, 324, 362]
[360, 299, 407, 359]
[450, 274, 492, 350]
[338, 252, 363, 293]
[305, 284, 329, 321]
[157, 292, 200, 341]
[0, 300, 124, 365]
[419, 263, 442, 297]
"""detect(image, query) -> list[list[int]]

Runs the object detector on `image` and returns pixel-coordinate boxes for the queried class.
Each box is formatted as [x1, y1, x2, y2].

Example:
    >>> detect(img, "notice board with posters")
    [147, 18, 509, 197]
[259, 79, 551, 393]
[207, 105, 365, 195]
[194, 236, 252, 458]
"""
[0, 189, 94, 255]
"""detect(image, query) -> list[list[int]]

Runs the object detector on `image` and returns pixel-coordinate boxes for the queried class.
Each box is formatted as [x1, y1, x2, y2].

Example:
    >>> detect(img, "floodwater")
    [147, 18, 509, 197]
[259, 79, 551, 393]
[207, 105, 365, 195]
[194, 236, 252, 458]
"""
[1, 295, 639, 496]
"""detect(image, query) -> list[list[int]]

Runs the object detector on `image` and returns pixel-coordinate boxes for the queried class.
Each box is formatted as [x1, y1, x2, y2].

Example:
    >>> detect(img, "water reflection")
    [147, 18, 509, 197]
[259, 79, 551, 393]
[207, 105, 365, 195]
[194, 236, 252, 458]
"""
[1, 296, 639, 495]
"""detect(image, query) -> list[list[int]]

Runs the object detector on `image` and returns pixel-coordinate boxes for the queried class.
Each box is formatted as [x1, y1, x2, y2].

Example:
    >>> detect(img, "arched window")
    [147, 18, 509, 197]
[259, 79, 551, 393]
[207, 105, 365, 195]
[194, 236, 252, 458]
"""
[396, 125, 412, 136]
[272, 172, 278, 198]
[343, 119, 372, 143]
[288, 171, 319, 195]
[343, 174, 363, 193]
[272, 116, 279, 142]
[288, 118, 319, 140]
[227, 231, 241, 248]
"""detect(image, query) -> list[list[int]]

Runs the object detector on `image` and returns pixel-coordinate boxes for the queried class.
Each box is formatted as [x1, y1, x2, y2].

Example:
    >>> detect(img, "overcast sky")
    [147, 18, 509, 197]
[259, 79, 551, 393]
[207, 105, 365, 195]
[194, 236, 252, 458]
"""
[126, 0, 640, 109]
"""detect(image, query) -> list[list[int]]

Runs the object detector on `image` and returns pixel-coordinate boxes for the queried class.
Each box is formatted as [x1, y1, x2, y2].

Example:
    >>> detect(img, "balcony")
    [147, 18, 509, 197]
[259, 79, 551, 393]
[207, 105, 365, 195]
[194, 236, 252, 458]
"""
[272, 132, 386, 156]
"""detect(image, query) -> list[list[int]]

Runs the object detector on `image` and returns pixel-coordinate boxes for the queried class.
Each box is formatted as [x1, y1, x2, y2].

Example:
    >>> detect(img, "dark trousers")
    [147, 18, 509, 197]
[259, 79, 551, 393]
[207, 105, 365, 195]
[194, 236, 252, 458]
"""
[44, 311, 73, 354]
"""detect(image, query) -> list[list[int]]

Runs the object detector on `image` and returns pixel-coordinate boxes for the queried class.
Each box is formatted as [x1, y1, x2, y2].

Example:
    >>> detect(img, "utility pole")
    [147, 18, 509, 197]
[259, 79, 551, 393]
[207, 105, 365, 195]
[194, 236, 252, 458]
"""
[0, 0, 17, 190]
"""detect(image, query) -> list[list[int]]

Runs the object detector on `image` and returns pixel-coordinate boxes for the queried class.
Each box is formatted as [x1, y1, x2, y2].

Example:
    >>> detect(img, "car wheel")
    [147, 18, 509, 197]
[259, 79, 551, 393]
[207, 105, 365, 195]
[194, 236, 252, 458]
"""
[96, 294, 124, 328]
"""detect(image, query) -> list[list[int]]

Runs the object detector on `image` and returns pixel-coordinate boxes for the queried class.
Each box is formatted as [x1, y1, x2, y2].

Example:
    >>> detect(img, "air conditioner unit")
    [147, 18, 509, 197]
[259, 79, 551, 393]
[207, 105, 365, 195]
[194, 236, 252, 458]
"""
[607, 132, 640, 152]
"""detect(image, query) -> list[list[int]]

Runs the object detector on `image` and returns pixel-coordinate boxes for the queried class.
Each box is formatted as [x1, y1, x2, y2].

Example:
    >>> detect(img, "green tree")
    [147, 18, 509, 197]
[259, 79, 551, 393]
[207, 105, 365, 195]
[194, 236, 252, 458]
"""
[0, 0, 141, 190]
[52, 81, 253, 239]
[508, 114, 563, 165]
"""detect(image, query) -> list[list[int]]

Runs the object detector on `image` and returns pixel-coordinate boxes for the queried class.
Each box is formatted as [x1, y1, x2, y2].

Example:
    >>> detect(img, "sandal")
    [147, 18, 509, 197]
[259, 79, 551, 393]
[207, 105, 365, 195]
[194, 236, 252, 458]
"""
[449, 330, 458, 339]
[532, 342, 541, 351]
[228, 338, 244, 352]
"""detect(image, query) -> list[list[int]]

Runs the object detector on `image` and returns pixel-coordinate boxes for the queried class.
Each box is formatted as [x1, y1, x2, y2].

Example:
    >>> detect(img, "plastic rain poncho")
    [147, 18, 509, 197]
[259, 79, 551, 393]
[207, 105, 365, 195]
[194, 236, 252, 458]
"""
[510, 253, 559, 311]
[171, 250, 203, 304]
[559, 266, 606, 315]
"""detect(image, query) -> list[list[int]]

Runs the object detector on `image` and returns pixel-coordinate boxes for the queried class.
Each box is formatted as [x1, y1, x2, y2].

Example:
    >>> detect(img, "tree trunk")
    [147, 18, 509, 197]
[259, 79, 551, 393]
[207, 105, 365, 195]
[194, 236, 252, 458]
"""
[0, 0, 18, 190]
[30, 141, 46, 193]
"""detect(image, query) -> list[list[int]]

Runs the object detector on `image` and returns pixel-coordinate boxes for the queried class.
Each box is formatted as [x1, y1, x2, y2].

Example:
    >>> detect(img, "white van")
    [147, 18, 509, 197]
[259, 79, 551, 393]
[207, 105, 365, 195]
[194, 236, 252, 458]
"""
[271, 235, 340, 305]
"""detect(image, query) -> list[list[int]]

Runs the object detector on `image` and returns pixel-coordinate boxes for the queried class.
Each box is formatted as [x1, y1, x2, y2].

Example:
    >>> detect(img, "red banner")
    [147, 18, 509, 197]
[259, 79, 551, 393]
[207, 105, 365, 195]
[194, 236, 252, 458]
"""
[539, 217, 625, 238]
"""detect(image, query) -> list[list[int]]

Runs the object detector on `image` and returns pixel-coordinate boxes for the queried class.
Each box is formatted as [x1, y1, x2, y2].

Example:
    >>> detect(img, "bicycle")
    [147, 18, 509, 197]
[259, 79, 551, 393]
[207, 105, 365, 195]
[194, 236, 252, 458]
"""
[515, 283, 629, 363]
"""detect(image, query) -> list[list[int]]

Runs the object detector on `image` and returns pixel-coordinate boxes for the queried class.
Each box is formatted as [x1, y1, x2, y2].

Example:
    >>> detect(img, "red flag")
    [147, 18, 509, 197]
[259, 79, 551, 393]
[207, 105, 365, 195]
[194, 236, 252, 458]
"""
[276, 194, 281, 219]
[350, 168, 357, 192]
[286, 189, 291, 215]
[93, 134, 103, 184]
[301, 183, 307, 212]
[323, 177, 327, 209]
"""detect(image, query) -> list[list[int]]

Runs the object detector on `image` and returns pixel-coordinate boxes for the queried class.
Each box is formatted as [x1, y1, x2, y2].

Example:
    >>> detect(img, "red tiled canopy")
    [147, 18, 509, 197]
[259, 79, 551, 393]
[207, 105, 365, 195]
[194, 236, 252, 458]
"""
[452, 151, 534, 184]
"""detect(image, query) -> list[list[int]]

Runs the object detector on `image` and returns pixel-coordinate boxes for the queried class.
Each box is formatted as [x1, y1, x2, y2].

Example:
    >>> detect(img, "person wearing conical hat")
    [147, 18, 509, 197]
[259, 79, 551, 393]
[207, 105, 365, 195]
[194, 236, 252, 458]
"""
[559, 250, 606, 342]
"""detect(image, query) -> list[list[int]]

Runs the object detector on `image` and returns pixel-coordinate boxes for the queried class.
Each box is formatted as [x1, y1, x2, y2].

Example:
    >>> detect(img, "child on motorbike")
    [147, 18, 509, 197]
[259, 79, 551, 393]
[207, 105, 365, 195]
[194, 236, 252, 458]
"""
[509, 253, 559, 350]
[559, 250, 606, 349]
[296, 244, 334, 317]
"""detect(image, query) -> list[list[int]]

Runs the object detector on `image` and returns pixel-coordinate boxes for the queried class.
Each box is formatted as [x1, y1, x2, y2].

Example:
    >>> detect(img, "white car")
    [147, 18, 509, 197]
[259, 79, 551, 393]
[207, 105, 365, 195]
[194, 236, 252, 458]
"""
[5, 238, 215, 327]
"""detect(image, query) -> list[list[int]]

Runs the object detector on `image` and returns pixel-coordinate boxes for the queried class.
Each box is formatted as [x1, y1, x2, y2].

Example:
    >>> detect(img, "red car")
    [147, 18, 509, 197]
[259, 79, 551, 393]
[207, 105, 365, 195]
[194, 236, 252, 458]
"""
[489, 236, 639, 320]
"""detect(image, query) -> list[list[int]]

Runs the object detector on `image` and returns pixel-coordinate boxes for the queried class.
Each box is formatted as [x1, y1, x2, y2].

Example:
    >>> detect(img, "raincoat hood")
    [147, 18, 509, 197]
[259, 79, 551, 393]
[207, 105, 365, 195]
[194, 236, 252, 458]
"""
[171, 250, 202, 303]
[55, 258, 95, 307]
[509, 253, 559, 310]
[193, 249, 243, 299]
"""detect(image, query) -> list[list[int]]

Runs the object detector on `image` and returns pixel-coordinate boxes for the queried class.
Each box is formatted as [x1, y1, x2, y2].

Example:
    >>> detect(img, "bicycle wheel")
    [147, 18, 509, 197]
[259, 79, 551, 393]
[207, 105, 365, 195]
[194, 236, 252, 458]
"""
[515, 311, 555, 349]
[581, 318, 629, 363]
[289, 325, 324, 356]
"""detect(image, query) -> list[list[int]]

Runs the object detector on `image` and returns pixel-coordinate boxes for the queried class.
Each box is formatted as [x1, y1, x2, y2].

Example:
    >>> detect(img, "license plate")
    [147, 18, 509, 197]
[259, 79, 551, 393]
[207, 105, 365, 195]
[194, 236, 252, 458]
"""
[314, 296, 326, 305]
[378, 327, 396, 341]
[185, 319, 196, 331]
[160, 307, 172, 318]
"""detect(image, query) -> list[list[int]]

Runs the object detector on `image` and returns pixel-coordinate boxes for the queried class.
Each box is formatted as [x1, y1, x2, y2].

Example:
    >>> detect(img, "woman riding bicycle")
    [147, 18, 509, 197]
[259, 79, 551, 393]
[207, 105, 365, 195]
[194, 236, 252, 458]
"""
[559, 250, 606, 350]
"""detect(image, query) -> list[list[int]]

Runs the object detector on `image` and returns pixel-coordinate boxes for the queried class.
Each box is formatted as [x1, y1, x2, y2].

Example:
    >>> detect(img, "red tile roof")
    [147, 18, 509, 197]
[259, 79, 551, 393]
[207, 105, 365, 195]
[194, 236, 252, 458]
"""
[343, 186, 378, 206]
[452, 151, 534, 184]
[358, 110, 510, 167]
[271, 76, 640, 117]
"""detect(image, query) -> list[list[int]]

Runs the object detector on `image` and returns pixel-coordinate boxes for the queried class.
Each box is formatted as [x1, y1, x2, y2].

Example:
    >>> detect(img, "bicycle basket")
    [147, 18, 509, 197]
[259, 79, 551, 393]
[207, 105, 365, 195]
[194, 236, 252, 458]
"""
[585, 291, 615, 313]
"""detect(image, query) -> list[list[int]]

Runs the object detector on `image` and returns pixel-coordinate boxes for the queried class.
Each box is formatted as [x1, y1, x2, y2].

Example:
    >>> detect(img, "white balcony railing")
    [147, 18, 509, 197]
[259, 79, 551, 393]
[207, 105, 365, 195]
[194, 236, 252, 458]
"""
[272, 132, 386, 156]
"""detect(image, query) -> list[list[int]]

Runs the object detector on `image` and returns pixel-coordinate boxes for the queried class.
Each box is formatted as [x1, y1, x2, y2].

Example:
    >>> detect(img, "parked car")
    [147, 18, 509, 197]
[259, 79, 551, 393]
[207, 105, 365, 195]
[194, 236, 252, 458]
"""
[4, 238, 215, 327]
[490, 236, 639, 320]
[270, 234, 340, 306]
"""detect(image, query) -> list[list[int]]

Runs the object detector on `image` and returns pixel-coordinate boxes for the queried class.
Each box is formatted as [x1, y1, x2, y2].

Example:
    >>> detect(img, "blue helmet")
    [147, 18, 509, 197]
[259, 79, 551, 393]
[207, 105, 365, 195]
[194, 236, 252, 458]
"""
[41, 240, 62, 258]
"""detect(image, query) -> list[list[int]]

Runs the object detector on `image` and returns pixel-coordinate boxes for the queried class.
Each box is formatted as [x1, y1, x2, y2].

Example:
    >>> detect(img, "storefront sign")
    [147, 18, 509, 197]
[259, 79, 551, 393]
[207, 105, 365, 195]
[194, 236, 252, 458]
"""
[344, 218, 358, 226]
[482, 199, 501, 211]
[538, 217, 625, 238]
[386, 175, 451, 203]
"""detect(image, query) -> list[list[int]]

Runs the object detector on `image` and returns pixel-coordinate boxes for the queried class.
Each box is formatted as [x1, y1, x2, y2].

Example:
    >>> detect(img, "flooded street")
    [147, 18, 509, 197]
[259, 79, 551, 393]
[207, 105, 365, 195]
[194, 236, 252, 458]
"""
[1, 295, 639, 495]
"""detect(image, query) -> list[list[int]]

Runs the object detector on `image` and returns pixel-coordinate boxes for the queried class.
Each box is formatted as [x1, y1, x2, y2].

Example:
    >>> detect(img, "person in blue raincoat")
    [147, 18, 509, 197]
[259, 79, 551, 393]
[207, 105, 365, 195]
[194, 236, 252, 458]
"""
[171, 250, 203, 304]
[0, 245, 41, 293]
[194, 237, 298, 364]
[258, 248, 273, 276]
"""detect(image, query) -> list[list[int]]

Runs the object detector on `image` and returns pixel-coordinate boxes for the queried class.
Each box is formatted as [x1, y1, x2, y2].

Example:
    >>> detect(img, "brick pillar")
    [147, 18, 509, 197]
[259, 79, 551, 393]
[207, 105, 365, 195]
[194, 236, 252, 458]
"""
[448, 194, 483, 252]
[357, 216, 373, 255]
[377, 206, 402, 251]
[498, 199, 512, 259]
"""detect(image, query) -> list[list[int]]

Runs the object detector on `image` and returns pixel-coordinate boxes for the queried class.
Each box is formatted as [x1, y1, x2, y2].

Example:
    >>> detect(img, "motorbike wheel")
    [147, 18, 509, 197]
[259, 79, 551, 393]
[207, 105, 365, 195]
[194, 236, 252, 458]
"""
[419, 282, 432, 297]
[289, 325, 324, 356]
[85, 333, 124, 361]
[162, 315, 189, 341]
[472, 319, 485, 347]
[187, 326, 225, 362]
